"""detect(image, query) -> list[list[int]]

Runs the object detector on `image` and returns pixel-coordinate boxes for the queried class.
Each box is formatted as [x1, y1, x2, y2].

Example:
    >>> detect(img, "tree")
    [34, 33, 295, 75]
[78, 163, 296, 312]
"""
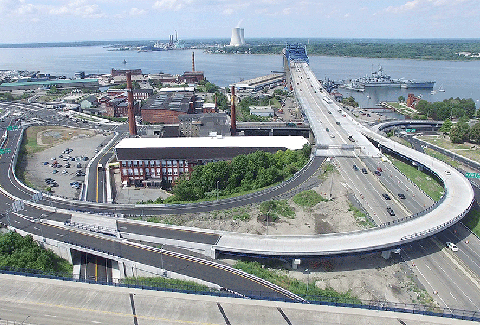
[450, 121, 470, 143]
[469, 122, 480, 143]
[398, 96, 405, 103]
[439, 119, 453, 134]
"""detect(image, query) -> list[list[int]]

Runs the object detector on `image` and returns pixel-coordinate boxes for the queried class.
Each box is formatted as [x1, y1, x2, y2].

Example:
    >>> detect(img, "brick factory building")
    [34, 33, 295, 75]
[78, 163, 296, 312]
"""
[114, 136, 309, 187]
[141, 88, 195, 124]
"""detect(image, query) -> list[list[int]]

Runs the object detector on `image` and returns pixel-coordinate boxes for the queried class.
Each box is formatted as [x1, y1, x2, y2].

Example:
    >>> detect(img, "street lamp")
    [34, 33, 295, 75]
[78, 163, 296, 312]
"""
[304, 268, 310, 293]
[21, 315, 30, 325]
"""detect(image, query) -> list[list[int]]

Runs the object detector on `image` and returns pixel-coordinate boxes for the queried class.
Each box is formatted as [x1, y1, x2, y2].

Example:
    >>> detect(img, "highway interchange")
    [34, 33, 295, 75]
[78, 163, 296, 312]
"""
[0, 57, 480, 316]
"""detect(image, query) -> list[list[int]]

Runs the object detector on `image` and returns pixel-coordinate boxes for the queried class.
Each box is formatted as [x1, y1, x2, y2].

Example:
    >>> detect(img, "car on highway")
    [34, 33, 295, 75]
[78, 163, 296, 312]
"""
[361, 168, 368, 174]
[374, 170, 381, 176]
[446, 242, 458, 252]
[398, 193, 406, 199]
[386, 206, 395, 216]
[382, 193, 391, 200]
[353, 164, 359, 171]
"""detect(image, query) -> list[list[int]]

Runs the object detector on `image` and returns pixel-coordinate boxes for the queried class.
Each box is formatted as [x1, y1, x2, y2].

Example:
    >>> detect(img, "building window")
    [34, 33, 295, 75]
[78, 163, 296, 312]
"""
[162, 168, 166, 174]
[121, 161, 127, 167]
[128, 168, 133, 176]
[179, 167, 184, 173]
[173, 168, 178, 175]
[167, 160, 172, 167]
[150, 160, 155, 166]
[173, 160, 178, 166]
[179, 161, 184, 167]
[122, 169, 127, 175]
[161, 160, 165, 166]
[134, 168, 139, 175]
[167, 168, 172, 175]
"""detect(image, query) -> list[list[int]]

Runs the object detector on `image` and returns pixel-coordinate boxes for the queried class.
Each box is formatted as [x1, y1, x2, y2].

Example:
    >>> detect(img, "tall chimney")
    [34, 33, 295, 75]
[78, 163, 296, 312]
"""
[230, 85, 236, 136]
[126, 71, 137, 136]
[192, 52, 195, 72]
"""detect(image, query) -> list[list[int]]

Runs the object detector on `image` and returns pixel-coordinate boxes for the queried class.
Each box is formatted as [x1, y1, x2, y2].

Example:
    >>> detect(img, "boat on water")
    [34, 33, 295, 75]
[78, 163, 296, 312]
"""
[358, 66, 403, 88]
[342, 66, 435, 90]
[401, 80, 436, 89]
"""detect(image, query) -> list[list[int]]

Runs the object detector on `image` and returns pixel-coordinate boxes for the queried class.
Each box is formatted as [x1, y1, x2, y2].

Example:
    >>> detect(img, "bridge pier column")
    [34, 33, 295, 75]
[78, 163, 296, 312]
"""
[309, 130, 315, 144]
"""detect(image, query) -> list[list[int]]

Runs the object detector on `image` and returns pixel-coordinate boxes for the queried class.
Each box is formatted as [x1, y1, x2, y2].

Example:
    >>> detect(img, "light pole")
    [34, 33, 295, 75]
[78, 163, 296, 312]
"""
[21, 315, 30, 325]
[304, 268, 310, 293]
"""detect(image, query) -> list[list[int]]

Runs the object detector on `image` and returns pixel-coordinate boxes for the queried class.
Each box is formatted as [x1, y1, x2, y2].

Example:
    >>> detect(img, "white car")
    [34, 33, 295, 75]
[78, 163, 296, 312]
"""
[446, 242, 458, 252]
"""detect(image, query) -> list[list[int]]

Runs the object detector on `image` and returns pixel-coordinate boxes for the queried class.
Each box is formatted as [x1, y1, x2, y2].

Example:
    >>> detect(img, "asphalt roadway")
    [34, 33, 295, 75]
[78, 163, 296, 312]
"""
[0, 274, 472, 325]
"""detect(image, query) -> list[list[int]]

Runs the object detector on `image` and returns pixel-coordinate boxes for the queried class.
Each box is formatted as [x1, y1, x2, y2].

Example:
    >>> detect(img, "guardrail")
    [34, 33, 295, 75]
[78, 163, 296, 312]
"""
[1, 267, 479, 322]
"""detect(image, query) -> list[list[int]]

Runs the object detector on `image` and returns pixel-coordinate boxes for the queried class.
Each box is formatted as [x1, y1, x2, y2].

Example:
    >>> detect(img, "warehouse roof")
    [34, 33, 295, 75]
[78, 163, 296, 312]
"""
[116, 136, 308, 151]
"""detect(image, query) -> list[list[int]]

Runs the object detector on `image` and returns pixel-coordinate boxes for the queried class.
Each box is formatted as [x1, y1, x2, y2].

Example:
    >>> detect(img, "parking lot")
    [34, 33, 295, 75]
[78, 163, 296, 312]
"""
[24, 129, 114, 199]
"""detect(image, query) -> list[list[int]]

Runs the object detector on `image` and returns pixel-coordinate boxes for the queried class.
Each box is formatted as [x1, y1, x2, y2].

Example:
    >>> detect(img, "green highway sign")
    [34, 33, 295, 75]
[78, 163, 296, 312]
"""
[6, 125, 18, 131]
[0, 148, 11, 154]
[465, 173, 480, 178]
[405, 128, 416, 133]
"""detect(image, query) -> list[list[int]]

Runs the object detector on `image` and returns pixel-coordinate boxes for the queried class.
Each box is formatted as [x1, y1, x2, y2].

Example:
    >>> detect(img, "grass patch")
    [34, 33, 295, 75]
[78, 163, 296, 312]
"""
[122, 276, 211, 292]
[462, 204, 480, 238]
[418, 135, 480, 164]
[387, 155, 444, 201]
[259, 200, 295, 220]
[293, 190, 327, 208]
[349, 203, 375, 228]
[424, 148, 460, 169]
[234, 260, 360, 303]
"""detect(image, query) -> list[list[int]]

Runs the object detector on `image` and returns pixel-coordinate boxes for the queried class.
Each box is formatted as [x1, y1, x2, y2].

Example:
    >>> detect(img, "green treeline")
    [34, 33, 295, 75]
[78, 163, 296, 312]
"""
[167, 145, 311, 202]
[219, 40, 480, 61]
[415, 98, 476, 120]
[0, 232, 72, 276]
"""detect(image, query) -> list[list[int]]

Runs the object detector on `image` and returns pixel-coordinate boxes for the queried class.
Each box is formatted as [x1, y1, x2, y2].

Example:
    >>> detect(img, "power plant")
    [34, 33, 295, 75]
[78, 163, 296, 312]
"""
[230, 27, 245, 46]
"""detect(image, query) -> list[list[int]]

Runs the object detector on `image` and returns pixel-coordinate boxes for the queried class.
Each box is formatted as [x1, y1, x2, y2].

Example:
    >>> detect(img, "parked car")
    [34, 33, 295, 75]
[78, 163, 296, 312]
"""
[446, 242, 458, 252]
[398, 193, 406, 199]
[386, 207, 395, 216]
[353, 164, 359, 171]
[361, 168, 368, 174]
[382, 193, 391, 200]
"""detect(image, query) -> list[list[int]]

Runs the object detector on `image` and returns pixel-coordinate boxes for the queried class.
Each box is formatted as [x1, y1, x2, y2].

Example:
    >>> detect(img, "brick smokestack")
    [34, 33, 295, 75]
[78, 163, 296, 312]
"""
[230, 85, 236, 136]
[126, 71, 137, 136]
[192, 51, 195, 72]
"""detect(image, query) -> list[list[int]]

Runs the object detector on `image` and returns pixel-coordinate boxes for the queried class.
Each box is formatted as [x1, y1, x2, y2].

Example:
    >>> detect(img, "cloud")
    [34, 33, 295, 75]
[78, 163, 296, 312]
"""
[129, 7, 146, 16]
[153, 0, 193, 11]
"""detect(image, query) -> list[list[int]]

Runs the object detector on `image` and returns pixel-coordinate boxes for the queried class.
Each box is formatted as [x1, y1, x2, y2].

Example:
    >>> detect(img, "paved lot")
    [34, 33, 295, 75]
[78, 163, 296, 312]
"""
[0, 274, 469, 325]
[25, 129, 114, 199]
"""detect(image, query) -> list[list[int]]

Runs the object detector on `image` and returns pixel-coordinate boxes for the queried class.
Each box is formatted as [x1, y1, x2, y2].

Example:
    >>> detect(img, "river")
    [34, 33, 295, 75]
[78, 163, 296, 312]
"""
[0, 46, 479, 108]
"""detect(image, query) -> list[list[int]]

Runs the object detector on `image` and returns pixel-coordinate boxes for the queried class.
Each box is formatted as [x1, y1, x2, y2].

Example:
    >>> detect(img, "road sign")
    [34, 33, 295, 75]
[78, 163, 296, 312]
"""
[405, 128, 416, 133]
[0, 148, 11, 154]
[6, 125, 18, 131]
[465, 173, 480, 178]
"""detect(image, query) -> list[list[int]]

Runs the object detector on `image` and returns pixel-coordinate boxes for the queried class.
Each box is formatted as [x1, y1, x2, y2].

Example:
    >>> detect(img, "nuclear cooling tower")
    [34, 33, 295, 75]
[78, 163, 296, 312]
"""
[230, 28, 245, 46]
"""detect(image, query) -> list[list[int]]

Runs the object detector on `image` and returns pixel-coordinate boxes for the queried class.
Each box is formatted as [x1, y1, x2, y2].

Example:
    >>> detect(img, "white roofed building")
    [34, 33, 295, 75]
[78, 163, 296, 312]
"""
[115, 136, 309, 187]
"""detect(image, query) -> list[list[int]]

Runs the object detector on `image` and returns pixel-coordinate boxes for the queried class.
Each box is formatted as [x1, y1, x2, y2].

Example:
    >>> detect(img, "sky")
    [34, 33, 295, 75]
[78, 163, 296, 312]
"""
[0, 0, 479, 44]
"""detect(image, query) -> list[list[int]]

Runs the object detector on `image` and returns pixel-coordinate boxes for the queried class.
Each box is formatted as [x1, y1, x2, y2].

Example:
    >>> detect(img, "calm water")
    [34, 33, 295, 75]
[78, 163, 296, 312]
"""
[0, 46, 479, 108]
